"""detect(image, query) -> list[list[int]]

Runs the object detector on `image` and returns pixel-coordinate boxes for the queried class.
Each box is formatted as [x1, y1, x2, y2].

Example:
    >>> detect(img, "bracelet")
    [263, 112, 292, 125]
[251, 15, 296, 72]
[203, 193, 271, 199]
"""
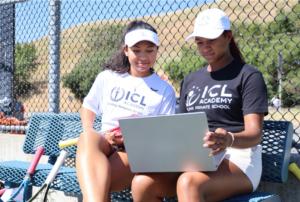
[228, 132, 235, 147]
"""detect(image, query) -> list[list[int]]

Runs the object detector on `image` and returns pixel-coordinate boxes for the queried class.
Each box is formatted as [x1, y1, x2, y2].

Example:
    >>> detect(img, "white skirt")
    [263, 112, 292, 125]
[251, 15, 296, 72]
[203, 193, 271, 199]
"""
[225, 145, 262, 191]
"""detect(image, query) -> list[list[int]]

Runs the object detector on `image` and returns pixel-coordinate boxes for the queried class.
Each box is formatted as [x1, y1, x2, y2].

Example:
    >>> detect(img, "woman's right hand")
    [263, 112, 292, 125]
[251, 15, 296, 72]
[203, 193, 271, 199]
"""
[105, 130, 124, 146]
[203, 128, 233, 155]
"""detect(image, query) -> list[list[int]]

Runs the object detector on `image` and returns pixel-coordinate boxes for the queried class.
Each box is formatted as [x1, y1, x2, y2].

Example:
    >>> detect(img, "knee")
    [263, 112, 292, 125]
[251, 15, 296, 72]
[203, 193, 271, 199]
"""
[177, 172, 203, 192]
[177, 173, 193, 191]
[131, 175, 156, 200]
[77, 131, 107, 154]
[131, 175, 154, 193]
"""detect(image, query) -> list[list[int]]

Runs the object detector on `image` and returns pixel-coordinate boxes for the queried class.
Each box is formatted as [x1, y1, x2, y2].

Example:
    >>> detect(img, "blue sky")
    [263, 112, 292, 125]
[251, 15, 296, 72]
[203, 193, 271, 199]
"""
[15, 0, 214, 43]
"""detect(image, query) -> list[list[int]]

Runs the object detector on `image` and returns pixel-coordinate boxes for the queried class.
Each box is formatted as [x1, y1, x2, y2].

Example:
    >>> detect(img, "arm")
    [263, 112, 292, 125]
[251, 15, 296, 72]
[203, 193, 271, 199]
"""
[204, 113, 264, 155]
[231, 70, 267, 148]
[81, 106, 123, 146]
[81, 107, 97, 133]
[230, 113, 264, 148]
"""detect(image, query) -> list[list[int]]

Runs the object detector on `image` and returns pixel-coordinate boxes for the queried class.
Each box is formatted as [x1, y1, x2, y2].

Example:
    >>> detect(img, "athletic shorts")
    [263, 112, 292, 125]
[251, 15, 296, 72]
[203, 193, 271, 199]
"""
[225, 145, 262, 191]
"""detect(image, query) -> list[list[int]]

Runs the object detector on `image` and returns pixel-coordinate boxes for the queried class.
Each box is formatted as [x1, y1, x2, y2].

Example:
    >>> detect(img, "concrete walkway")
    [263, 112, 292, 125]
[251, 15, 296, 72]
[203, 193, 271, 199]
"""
[0, 133, 78, 202]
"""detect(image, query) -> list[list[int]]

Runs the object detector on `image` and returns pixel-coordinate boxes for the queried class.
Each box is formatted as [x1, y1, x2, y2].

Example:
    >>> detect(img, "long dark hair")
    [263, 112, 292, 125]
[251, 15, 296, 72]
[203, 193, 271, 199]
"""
[224, 31, 245, 64]
[104, 20, 158, 73]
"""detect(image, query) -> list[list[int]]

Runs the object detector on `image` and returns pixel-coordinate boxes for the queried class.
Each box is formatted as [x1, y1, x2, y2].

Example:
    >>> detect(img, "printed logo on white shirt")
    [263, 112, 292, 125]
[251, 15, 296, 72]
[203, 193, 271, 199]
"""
[110, 87, 146, 106]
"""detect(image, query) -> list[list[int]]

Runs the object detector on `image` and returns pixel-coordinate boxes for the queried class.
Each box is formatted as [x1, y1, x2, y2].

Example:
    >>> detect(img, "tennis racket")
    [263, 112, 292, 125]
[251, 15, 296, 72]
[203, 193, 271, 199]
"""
[59, 126, 121, 149]
[0, 188, 6, 196]
[1, 146, 44, 202]
[27, 150, 68, 202]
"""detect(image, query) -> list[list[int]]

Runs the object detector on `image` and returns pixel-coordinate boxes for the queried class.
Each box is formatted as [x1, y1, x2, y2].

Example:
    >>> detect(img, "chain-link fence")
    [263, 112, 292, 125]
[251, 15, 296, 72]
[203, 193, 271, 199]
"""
[0, 0, 299, 151]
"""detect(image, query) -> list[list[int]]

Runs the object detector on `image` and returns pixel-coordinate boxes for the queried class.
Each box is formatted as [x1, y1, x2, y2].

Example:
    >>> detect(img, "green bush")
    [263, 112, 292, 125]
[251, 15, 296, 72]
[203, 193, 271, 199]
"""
[63, 24, 125, 100]
[282, 68, 300, 106]
[14, 43, 38, 97]
[239, 5, 300, 107]
[164, 45, 207, 84]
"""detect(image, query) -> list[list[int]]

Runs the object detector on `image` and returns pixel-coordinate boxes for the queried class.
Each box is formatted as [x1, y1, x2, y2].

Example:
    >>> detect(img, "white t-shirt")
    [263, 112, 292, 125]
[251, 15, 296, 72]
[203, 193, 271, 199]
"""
[83, 70, 176, 131]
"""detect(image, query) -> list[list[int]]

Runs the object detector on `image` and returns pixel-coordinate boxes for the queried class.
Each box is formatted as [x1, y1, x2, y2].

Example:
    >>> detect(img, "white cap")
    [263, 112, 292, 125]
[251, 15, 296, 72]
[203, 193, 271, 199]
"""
[186, 8, 231, 40]
[125, 29, 159, 47]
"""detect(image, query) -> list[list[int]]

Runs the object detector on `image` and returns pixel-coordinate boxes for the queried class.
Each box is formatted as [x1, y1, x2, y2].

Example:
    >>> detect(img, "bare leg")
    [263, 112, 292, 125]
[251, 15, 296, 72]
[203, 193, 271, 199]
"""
[177, 159, 253, 202]
[131, 173, 179, 202]
[109, 151, 135, 192]
[76, 131, 134, 202]
[76, 131, 112, 202]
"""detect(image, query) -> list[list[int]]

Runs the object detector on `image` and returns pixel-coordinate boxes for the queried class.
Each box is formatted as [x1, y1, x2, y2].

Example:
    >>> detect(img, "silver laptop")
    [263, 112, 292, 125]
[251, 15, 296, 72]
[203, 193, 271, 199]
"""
[118, 112, 225, 173]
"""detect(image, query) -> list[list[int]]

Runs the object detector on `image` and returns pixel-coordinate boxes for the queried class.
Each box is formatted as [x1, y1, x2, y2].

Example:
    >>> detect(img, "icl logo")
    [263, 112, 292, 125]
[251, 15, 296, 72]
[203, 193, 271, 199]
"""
[110, 87, 146, 106]
[187, 84, 232, 107]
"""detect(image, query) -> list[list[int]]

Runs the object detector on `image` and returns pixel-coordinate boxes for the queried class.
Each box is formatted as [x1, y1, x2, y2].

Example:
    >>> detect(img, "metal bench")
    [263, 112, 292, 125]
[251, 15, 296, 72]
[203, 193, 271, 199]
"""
[0, 113, 293, 201]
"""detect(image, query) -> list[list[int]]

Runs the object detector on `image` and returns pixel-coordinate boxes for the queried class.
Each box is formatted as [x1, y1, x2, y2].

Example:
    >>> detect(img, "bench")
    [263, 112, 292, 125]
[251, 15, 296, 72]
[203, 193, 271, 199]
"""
[0, 113, 294, 201]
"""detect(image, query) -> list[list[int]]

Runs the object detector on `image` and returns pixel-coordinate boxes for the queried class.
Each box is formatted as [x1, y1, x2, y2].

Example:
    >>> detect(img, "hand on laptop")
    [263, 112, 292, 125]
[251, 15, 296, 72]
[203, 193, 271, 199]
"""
[203, 128, 231, 156]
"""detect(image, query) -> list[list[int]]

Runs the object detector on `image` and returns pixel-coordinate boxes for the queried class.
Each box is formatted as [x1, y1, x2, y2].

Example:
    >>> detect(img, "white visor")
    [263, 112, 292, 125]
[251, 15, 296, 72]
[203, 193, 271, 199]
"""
[125, 29, 159, 47]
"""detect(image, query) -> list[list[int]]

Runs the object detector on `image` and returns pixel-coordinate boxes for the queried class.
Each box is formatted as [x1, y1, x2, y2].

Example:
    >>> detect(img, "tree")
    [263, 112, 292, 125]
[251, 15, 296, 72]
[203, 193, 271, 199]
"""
[14, 43, 38, 97]
[63, 24, 125, 100]
[164, 45, 207, 85]
[238, 4, 300, 106]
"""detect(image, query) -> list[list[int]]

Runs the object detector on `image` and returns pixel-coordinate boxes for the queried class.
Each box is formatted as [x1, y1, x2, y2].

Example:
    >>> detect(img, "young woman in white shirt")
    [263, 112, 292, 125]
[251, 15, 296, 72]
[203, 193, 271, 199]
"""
[76, 20, 176, 202]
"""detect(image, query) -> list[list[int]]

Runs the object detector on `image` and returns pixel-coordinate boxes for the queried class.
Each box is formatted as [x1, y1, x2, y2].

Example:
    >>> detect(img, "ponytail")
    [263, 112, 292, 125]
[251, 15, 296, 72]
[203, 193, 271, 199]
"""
[223, 31, 245, 64]
[103, 48, 130, 73]
[229, 37, 245, 64]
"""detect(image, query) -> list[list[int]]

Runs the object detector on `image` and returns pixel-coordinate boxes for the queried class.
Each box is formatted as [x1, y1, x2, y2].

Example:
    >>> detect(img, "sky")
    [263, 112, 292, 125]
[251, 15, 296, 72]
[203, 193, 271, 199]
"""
[15, 0, 214, 43]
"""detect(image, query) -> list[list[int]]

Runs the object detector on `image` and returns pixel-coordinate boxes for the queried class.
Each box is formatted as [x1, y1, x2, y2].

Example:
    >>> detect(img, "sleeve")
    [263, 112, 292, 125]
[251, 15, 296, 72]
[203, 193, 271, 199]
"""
[158, 85, 176, 115]
[82, 73, 104, 115]
[242, 71, 268, 115]
[178, 79, 188, 113]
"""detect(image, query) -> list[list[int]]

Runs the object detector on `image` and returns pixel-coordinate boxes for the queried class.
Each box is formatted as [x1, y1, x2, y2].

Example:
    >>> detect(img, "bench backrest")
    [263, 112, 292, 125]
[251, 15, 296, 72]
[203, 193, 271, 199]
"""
[261, 120, 293, 183]
[22, 113, 101, 160]
[22, 113, 293, 183]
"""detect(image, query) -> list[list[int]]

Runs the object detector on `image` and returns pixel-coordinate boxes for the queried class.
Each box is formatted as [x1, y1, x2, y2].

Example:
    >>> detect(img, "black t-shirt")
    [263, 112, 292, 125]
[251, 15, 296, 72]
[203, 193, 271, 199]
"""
[179, 60, 268, 132]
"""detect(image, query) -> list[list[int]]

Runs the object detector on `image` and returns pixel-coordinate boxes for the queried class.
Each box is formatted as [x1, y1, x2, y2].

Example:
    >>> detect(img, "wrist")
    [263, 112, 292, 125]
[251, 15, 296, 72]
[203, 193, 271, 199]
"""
[227, 132, 235, 147]
[83, 127, 97, 134]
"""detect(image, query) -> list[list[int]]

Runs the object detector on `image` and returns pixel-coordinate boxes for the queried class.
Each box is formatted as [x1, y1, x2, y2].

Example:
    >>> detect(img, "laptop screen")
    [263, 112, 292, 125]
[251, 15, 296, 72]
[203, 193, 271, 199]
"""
[119, 112, 225, 172]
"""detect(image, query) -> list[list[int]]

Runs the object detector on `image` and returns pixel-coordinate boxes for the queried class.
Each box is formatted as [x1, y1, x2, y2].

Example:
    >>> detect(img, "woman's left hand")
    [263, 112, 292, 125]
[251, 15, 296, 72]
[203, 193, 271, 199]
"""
[203, 128, 233, 155]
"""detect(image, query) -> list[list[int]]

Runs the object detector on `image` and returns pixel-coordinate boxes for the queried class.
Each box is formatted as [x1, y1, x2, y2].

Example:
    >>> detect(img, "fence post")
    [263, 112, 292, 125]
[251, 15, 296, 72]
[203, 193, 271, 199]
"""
[0, 3, 15, 115]
[48, 0, 61, 113]
[277, 51, 283, 104]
